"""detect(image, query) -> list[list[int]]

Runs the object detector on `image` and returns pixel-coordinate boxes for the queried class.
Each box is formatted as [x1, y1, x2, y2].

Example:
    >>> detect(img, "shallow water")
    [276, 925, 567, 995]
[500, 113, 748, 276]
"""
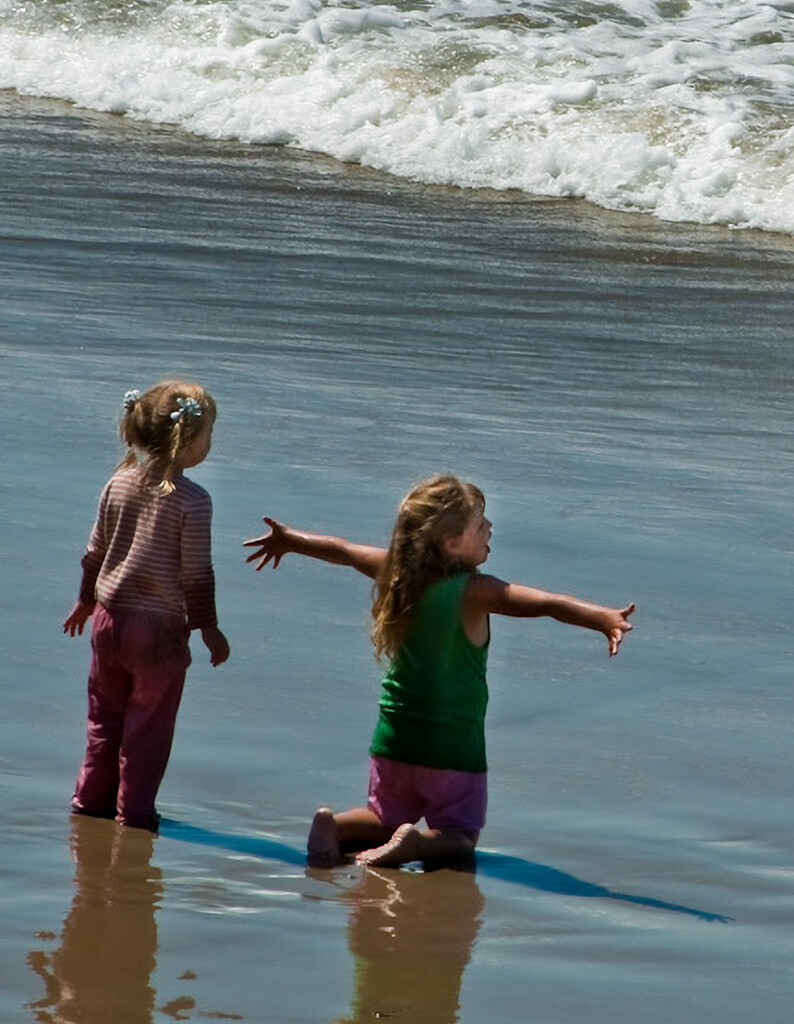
[1, 91, 793, 1022]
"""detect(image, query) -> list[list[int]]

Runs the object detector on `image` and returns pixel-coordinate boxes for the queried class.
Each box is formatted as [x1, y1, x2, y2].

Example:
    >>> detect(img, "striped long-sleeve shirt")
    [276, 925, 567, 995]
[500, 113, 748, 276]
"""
[78, 467, 218, 630]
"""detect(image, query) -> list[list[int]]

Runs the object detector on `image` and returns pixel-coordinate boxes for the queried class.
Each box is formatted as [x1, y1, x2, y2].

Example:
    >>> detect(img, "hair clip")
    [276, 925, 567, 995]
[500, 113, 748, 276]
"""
[170, 396, 203, 423]
[123, 390, 141, 410]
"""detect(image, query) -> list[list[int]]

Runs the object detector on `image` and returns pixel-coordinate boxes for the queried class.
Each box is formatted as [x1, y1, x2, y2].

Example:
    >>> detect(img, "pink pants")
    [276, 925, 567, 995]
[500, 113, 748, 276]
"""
[367, 755, 488, 835]
[72, 604, 191, 831]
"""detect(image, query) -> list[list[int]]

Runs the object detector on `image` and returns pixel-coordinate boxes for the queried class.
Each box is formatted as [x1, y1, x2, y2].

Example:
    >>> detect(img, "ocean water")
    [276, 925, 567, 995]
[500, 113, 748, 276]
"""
[1, 61, 793, 1024]
[2, 0, 794, 232]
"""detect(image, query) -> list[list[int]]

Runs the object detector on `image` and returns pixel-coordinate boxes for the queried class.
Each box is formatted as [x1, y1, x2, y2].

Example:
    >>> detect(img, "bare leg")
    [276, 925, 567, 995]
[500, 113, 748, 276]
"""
[307, 806, 392, 865]
[355, 825, 478, 867]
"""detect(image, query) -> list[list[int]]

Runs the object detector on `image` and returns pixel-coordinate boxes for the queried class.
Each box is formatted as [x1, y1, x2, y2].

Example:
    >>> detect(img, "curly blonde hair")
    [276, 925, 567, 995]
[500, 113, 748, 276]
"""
[371, 475, 485, 660]
[118, 380, 216, 494]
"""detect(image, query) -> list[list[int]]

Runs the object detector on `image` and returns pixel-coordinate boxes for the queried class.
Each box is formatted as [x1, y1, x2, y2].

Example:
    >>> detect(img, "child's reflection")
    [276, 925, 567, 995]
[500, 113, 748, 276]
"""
[28, 816, 160, 1024]
[334, 863, 484, 1024]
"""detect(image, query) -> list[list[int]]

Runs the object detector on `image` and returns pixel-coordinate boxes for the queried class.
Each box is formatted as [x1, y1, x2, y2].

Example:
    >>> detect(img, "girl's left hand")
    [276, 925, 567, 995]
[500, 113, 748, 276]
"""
[606, 603, 635, 656]
[63, 600, 95, 637]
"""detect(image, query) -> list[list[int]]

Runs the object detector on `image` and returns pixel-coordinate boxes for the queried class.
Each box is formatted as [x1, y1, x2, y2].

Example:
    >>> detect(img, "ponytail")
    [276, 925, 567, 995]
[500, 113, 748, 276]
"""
[116, 381, 215, 493]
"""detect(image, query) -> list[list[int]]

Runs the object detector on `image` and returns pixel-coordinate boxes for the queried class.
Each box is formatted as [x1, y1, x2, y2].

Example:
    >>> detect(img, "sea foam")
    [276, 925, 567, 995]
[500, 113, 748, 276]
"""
[2, 0, 794, 233]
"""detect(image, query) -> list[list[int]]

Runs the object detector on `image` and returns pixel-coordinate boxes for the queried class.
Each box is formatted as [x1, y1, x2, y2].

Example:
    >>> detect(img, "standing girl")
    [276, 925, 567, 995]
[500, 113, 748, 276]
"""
[64, 380, 230, 831]
[244, 475, 633, 867]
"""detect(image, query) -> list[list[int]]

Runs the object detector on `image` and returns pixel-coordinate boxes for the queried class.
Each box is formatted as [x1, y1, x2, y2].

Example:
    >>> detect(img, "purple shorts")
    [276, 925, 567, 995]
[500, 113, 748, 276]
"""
[367, 755, 487, 836]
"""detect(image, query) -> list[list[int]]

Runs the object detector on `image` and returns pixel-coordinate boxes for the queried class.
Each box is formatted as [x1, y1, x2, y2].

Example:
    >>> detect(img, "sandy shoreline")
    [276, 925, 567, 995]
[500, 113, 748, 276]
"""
[2, 87, 793, 1024]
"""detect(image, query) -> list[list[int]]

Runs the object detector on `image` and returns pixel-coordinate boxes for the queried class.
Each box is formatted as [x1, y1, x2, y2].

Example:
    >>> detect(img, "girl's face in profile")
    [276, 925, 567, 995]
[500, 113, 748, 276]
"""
[443, 510, 492, 567]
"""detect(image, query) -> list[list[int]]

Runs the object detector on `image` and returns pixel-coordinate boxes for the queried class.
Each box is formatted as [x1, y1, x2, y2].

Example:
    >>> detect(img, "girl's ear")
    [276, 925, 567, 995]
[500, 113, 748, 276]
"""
[441, 532, 463, 558]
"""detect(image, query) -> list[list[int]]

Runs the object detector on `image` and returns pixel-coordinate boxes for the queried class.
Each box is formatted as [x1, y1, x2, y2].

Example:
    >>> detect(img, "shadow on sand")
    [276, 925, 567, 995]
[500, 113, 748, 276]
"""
[160, 818, 307, 865]
[474, 850, 730, 922]
[159, 819, 730, 923]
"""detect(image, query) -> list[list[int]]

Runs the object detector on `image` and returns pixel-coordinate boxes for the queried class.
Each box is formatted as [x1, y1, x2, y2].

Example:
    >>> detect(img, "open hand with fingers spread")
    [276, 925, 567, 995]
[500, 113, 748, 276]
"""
[243, 517, 293, 570]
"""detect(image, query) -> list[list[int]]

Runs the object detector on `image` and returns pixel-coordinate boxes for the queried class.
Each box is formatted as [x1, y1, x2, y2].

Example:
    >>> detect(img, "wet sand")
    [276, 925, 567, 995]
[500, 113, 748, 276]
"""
[1, 90, 793, 1023]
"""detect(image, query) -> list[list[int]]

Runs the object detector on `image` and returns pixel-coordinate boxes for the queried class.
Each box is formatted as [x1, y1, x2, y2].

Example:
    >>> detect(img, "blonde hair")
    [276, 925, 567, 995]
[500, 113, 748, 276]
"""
[371, 475, 485, 661]
[118, 380, 216, 494]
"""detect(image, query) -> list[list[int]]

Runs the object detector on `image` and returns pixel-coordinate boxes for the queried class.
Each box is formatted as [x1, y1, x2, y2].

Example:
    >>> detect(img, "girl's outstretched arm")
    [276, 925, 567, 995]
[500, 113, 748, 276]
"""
[243, 517, 387, 580]
[468, 575, 634, 656]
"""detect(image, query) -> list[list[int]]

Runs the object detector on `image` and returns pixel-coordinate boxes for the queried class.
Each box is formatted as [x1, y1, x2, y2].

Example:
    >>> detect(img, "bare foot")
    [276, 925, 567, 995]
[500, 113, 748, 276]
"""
[307, 807, 342, 865]
[355, 823, 422, 867]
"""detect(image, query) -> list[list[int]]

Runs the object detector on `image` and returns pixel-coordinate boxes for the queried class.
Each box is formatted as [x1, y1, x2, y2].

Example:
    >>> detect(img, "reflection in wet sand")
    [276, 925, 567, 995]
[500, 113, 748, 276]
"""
[333, 864, 484, 1024]
[27, 816, 160, 1024]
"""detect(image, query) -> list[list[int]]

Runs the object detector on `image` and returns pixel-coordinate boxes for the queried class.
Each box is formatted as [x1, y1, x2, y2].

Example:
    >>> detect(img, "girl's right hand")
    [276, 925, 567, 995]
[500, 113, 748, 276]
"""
[243, 517, 291, 570]
[201, 626, 230, 666]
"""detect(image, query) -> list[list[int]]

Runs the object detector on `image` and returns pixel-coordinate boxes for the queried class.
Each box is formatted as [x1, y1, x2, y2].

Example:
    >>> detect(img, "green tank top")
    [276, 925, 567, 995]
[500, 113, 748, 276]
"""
[369, 572, 489, 773]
